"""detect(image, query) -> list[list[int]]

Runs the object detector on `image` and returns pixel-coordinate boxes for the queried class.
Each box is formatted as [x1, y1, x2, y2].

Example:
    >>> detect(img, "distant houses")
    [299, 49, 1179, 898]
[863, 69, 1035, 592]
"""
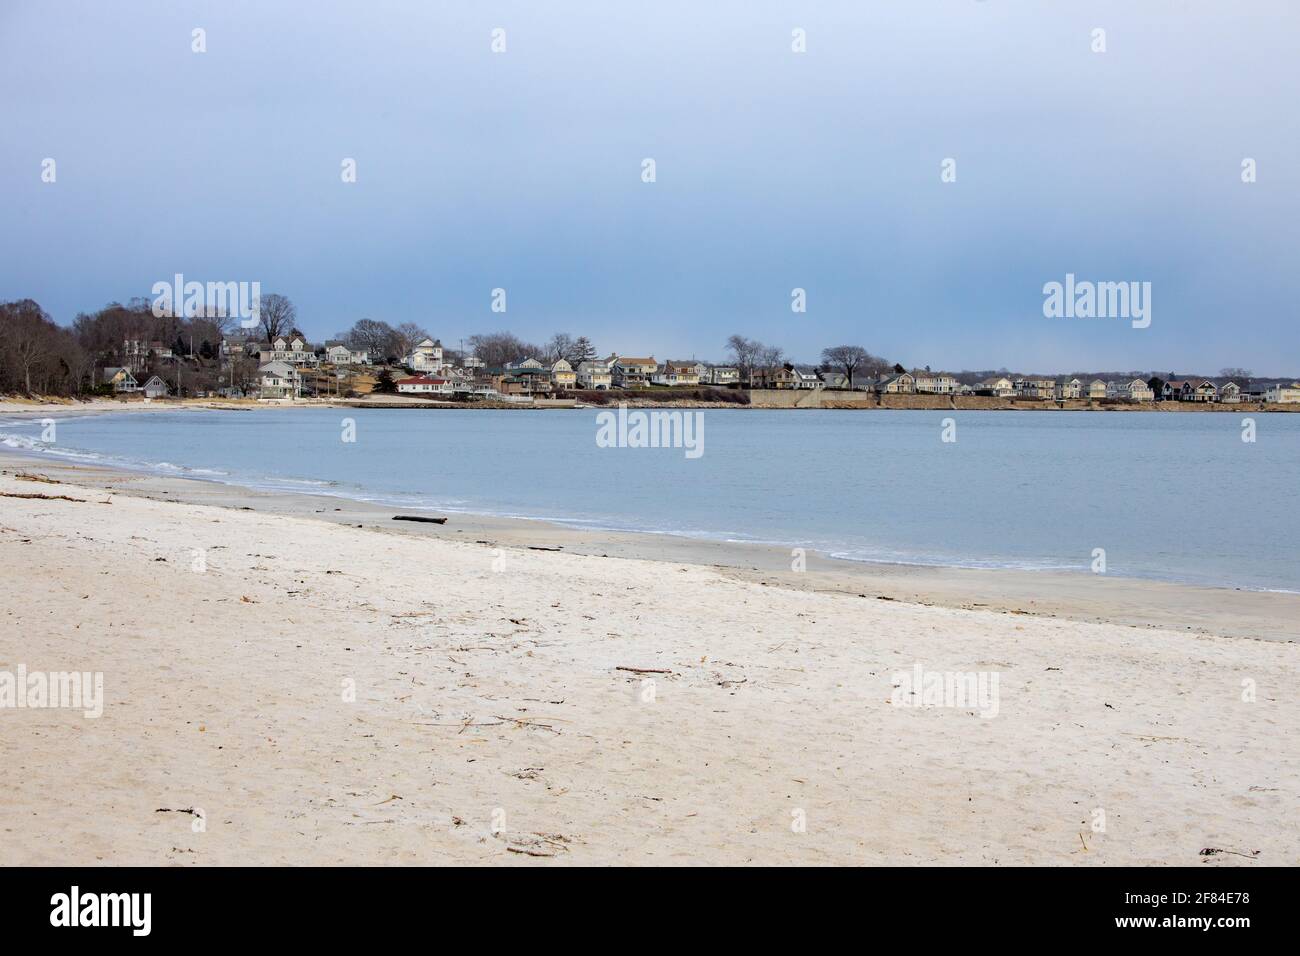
[205, 330, 1300, 409]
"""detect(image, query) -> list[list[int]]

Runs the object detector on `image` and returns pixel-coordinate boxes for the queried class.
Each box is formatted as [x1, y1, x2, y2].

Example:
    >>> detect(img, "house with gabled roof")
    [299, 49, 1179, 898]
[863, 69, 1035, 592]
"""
[613, 356, 657, 387]
[101, 367, 140, 392]
[1055, 378, 1083, 400]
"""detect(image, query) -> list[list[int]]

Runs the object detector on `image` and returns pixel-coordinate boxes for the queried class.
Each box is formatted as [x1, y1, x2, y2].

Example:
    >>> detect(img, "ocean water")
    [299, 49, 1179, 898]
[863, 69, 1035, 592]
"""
[3, 408, 1297, 591]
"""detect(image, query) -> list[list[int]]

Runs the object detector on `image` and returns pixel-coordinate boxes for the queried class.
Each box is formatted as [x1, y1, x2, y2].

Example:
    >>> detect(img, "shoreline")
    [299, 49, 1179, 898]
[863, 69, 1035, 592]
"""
[4, 395, 1299, 414]
[2, 445, 1296, 642]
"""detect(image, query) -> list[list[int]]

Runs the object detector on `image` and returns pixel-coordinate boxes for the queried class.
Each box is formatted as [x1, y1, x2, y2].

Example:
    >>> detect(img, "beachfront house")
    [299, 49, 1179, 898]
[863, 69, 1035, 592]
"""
[1055, 378, 1083, 400]
[651, 362, 700, 386]
[706, 366, 740, 387]
[550, 359, 577, 390]
[792, 369, 823, 389]
[1190, 380, 1218, 402]
[913, 373, 960, 394]
[101, 367, 140, 392]
[818, 370, 850, 389]
[142, 375, 170, 399]
[396, 375, 453, 396]
[613, 357, 657, 388]
[1218, 382, 1242, 403]
[1106, 379, 1154, 402]
[494, 363, 552, 396]
[1265, 382, 1300, 403]
[751, 365, 800, 389]
[257, 360, 301, 399]
[874, 372, 916, 394]
[576, 361, 612, 390]
[1085, 379, 1107, 400]
[1014, 378, 1057, 399]
[976, 377, 1015, 397]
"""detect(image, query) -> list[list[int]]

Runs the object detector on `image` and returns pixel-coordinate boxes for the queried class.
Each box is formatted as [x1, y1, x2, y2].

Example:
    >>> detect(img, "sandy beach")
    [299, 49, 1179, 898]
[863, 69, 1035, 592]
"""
[2, 444, 1297, 866]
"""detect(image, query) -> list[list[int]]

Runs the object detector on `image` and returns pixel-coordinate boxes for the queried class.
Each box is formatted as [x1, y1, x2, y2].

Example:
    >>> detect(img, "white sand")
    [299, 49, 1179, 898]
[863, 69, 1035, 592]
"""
[1, 467, 1297, 865]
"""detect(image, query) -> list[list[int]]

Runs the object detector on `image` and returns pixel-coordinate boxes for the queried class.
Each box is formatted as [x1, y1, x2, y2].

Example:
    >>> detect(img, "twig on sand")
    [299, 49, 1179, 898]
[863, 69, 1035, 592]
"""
[1, 491, 94, 503]
[615, 666, 672, 675]
[1200, 847, 1260, 861]
[392, 515, 447, 524]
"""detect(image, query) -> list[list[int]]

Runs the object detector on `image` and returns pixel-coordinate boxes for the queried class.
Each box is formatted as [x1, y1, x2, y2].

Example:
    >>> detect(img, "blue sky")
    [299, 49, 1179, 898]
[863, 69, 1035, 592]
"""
[2, 1, 1297, 373]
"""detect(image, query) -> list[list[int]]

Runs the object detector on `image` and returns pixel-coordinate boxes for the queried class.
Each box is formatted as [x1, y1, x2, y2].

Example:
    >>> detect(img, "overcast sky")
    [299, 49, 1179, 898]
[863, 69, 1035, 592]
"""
[2, 1, 1296, 373]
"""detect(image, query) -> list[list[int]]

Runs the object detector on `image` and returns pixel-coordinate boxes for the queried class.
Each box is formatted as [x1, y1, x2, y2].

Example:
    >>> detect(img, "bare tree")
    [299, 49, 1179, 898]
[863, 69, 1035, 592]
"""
[0, 299, 53, 394]
[726, 334, 760, 384]
[394, 322, 431, 358]
[820, 345, 888, 389]
[346, 319, 400, 363]
[258, 293, 297, 344]
[1220, 367, 1252, 381]
[544, 333, 575, 363]
[468, 331, 540, 367]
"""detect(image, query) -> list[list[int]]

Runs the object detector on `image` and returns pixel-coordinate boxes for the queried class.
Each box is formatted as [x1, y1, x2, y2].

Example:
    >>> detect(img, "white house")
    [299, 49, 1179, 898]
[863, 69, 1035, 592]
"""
[1218, 382, 1242, 403]
[397, 375, 453, 396]
[978, 377, 1015, 397]
[913, 373, 960, 394]
[257, 361, 301, 399]
[326, 345, 369, 366]
[706, 366, 740, 387]
[406, 338, 444, 372]
[1266, 382, 1300, 404]
[576, 361, 612, 389]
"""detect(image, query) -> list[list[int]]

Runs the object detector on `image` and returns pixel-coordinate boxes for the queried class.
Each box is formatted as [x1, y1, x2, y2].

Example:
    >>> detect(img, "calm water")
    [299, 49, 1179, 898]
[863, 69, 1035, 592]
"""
[3, 408, 1297, 591]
